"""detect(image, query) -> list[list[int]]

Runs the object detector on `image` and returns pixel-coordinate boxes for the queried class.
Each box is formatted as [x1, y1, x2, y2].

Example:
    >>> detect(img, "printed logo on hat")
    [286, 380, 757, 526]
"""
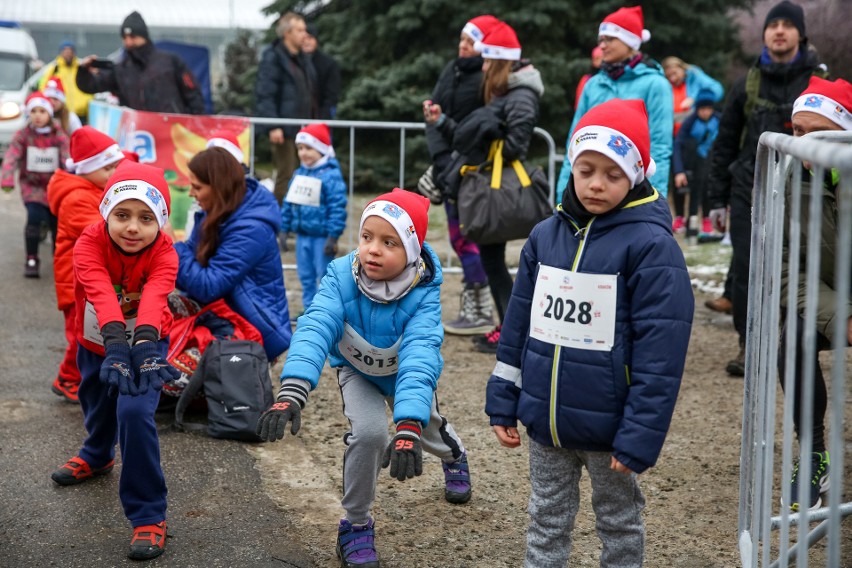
[803, 95, 822, 108]
[607, 135, 632, 157]
[382, 203, 403, 219]
[146, 186, 161, 205]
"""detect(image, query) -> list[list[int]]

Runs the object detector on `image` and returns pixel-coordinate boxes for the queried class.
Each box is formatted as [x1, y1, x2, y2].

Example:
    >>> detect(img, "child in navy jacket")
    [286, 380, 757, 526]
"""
[486, 99, 693, 567]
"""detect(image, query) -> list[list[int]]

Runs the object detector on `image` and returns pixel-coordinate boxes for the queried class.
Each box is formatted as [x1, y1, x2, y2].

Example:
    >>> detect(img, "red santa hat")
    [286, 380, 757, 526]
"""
[100, 161, 171, 228]
[25, 91, 54, 118]
[43, 77, 67, 104]
[206, 130, 245, 164]
[568, 98, 656, 188]
[295, 123, 334, 157]
[122, 150, 140, 162]
[66, 126, 123, 174]
[462, 14, 500, 44]
[474, 21, 522, 61]
[360, 188, 430, 265]
[792, 76, 852, 131]
[599, 6, 651, 51]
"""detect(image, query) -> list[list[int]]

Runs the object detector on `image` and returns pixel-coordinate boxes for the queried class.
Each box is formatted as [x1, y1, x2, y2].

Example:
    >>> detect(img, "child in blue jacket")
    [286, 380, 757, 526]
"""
[259, 189, 471, 568]
[486, 99, 693, 567]
[280, 123, 347, 312]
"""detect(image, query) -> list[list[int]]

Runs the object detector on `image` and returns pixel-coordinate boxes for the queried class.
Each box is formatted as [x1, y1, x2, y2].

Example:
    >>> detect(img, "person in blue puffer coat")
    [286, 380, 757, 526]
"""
[281, 123, 347, 313]
[486, 99, 693, 567]
[556, 6, 673, 203]
[175, 147, 291, 361]
[256, 189, 471, 568]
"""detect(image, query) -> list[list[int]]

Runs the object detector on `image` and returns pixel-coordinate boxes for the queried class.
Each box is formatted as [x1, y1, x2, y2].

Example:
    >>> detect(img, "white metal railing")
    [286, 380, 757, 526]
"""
[738, 130, 852, 568]
[245, 117, 559, 272]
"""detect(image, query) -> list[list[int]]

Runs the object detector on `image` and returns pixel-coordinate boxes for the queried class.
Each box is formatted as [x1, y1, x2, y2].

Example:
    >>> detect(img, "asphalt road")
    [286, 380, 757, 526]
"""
[0, 190, 315, 567]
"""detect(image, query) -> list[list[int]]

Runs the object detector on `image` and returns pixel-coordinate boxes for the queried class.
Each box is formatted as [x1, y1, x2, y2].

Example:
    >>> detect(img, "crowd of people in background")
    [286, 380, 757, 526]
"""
[2, 1, 849, 565]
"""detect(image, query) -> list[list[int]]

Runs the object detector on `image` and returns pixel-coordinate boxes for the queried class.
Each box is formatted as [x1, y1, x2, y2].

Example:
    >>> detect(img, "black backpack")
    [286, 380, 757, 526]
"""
[175, 340, 273, 442]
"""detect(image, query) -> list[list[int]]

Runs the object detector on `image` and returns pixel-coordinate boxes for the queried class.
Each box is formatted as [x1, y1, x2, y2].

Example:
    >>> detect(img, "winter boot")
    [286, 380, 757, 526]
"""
[336, 518, 379, 567]
[24, 256, 39, 278]
[443, 283, 493, 335]
[442, 451, 472, 504]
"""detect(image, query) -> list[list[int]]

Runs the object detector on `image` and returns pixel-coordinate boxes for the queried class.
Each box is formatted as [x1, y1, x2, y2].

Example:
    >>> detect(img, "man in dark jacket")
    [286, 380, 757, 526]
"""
[706, 0, 825, 376]
[76, 12, 204, 115]
[303, 23, 341, 120]
[255, 12, 317, 204]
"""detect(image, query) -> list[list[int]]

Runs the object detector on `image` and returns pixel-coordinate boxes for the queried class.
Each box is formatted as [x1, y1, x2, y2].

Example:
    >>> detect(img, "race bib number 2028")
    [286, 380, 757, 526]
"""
[529, 264, 617, 351]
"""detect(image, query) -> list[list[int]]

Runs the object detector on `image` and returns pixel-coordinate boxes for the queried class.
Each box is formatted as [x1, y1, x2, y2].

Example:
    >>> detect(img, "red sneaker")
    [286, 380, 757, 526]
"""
[702, 217, 714, 234]
[51, 376, 80, 403]
[672, 216, 686, 234]
[51, 456, 115, 486]
[128, 521, 167, 560]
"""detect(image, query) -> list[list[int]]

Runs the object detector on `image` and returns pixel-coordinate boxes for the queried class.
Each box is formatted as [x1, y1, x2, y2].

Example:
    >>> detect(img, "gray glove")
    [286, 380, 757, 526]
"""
[323, 236, 338, 257]
[708, 208, 727, 233]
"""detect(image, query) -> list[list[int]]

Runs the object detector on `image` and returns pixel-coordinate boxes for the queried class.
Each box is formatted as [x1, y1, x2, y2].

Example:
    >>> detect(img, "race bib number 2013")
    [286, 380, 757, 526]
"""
[338, 323, 402, 376]
[529, 265, 617, 351]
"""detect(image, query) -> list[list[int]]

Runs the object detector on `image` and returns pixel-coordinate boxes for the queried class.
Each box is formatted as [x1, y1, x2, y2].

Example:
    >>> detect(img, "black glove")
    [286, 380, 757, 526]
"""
[279, 232, 291, 253]
[323, 236, 338, 257]
[130, 341, 181, 396]
[99, 342, 133, 398]
[256, 396, 302, 441]
[382, 420, 423, 481]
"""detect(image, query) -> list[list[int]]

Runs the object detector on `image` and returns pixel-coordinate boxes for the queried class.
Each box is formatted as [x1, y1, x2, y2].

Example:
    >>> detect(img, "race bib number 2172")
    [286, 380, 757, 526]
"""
[529, 265, 617, 351]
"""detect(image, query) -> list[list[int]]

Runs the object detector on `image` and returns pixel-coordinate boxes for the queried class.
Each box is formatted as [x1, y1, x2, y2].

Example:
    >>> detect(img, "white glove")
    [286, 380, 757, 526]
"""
[708, 208, 727, 233]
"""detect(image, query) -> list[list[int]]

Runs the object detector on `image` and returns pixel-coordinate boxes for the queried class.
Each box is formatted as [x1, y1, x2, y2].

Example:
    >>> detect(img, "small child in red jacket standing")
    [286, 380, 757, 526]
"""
[47, 126, 125, 403]
[1, 91, 70, 277]
[51, 160, 181, 561]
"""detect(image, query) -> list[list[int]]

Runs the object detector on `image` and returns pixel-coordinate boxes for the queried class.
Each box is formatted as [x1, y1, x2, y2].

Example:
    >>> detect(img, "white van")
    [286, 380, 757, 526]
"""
[0, 24, 41, 154]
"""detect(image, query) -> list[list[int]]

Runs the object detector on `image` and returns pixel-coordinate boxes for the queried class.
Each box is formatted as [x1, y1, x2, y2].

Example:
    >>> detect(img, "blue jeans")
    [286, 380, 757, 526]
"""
[296, 234, 333, 310]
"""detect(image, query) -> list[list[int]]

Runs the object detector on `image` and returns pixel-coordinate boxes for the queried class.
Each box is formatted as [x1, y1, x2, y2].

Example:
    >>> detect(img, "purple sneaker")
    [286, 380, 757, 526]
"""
[336, 518, 379, 567]
[442, 451, 472, 504]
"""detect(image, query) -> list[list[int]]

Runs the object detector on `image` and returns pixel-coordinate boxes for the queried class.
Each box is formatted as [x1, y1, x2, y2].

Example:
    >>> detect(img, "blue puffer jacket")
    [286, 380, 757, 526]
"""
[280, 244, 444, 426]
[280, 158, 348, 238]
[485, 187, 693, 474]
[684, 66, 724, 103]
[557, 61, 673, 201]
[175, 177, 292, 360]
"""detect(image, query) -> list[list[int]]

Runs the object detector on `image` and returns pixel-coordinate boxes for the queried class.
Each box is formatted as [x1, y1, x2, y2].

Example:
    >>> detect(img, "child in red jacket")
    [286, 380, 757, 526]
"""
[47, 126, 125, 402]
[0, 91, 70, 277]
[51, 160, 181, 562]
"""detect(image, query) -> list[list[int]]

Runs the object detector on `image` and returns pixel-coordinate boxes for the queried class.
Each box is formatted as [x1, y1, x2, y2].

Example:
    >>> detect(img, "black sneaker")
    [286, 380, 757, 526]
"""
[24, 256, 39, 278]
[472, 326, 501, 355]
[787, 451, 830, 512]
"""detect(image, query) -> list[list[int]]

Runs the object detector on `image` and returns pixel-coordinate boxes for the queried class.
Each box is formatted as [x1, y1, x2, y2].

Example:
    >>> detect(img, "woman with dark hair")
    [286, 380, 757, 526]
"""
[173, 147, 291, 362]
[427, 20, 544, 354]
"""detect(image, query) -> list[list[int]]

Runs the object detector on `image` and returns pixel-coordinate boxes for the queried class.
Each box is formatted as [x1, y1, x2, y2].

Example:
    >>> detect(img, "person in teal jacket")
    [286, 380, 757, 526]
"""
[256, 189, 472, 568]
[556, 6, 673, 202]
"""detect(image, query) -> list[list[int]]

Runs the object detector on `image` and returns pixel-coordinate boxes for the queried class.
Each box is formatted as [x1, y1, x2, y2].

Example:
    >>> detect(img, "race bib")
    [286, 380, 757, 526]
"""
[338, 323, 402, 376]
[26, 147, 59, 173]
[529, 264, 617, 352]
[82, 301, 136, 346]
[285, 175, 322, 207]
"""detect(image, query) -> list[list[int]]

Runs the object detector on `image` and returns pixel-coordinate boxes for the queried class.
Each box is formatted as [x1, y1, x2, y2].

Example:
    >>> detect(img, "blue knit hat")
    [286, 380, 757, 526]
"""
[694, 89, 717, 109]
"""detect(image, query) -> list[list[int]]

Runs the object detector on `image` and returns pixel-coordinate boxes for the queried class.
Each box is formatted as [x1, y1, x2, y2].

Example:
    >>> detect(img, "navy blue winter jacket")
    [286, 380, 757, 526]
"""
[485, 187, 693, 474]
[175, 178, 292, 359]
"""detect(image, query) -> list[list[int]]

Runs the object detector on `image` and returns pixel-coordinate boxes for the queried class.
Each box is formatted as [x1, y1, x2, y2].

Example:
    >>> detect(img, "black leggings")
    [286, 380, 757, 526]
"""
[24, 202, 56, 257]
[778, 315, 833, 453]
[478, 242, 513, 324]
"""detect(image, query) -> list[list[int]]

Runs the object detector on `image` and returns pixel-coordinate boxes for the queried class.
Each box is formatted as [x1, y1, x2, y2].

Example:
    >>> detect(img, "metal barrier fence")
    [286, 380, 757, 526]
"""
[245, 117, 561, 272]
[739, 130, 852, 568]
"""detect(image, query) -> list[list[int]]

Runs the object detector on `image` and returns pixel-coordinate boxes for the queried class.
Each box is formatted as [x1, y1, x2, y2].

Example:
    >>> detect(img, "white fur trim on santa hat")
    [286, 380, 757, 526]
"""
[206, 138, 244, 164]
[25, 95, 54, 118]
[598, 21, 650, 51]
[100, 179, 170, 228]
[66, 143, 123, 175]
[462, 21, 486, 43]
[43, 81, 66, 104]
[474, 41, 521, 61]
[793, 93, 852, 131]
[568, 125, 656, 187]
[360, 200, 421, 264]
[295, 131, 334, 158]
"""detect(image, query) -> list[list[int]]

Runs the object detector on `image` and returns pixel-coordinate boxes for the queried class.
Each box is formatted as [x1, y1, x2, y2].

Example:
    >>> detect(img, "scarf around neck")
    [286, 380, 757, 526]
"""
[600, 53, 643, 80]
[351, 254, 425, 304]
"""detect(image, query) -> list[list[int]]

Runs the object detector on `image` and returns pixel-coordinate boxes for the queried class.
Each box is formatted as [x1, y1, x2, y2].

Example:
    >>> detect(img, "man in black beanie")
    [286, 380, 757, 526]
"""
[705, 0, 826, 377]
[76, 11, 204, 115]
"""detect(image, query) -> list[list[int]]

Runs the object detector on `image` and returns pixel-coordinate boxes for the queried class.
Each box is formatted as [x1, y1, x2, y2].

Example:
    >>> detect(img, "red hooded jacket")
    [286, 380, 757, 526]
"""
[74, 222, 177, 356]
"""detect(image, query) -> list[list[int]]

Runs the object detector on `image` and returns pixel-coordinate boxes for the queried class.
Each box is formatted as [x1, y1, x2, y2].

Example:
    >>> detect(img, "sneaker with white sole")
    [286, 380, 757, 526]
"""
[787, 451, 829, 512]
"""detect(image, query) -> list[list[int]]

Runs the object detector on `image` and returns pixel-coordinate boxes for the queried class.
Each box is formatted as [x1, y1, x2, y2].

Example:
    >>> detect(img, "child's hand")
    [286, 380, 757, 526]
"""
[674, 173, 688, 188]
[610, 456, 634, 475]
[492, 425, 521, 448]
[382, 420, 423, 480]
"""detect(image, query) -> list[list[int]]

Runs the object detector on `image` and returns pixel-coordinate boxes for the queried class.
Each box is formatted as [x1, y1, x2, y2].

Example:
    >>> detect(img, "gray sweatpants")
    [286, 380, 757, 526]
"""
[525, 440, 646, 568]
[338, 367, 465, 524]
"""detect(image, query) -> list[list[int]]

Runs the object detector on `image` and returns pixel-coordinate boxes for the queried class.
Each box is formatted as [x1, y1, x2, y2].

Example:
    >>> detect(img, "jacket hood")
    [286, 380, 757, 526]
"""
[230, 177, 281, 233]
[508, 65, 545, 97]
[420, 242, 443, 287]
[558, 183, 672, 236]
[302, 156, 342, 174]
[47, 169, 102, 210]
